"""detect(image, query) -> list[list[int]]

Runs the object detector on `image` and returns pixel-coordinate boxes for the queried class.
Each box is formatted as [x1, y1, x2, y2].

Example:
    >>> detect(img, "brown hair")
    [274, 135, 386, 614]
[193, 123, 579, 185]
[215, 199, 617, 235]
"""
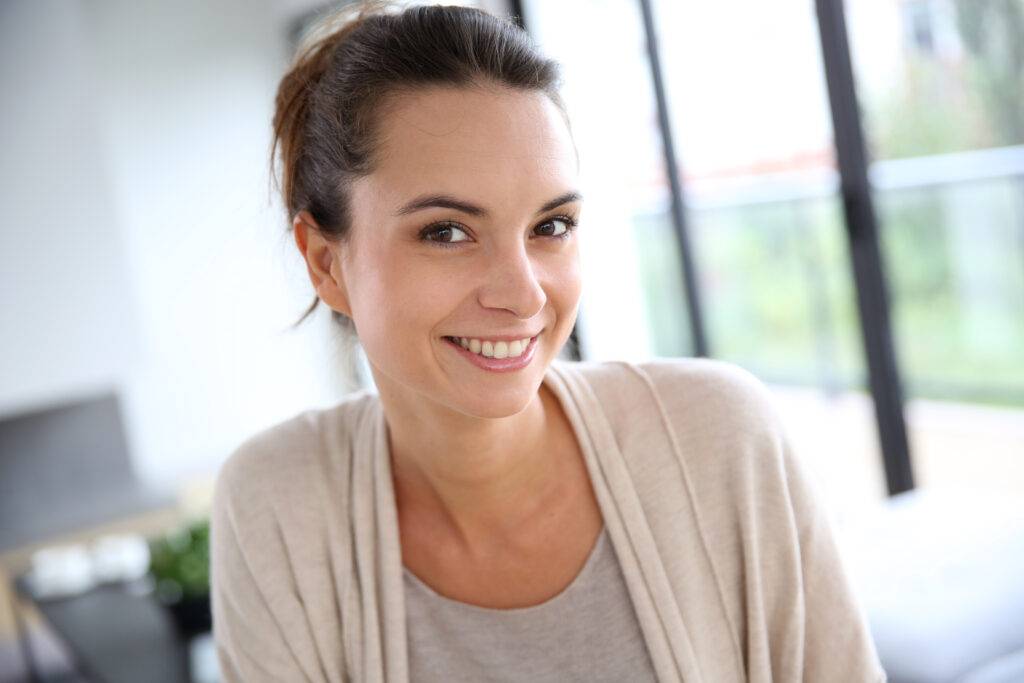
[272, 1, 567, 331]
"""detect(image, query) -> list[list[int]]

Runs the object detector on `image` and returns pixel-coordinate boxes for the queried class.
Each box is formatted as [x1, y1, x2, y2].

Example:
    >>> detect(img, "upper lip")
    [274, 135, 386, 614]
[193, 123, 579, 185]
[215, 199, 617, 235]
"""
[446, 332, 541, 342]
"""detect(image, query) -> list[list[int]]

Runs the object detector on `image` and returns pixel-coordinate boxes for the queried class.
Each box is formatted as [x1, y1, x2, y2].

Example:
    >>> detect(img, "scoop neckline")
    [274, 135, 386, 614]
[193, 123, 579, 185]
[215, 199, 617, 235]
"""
[402, 523, 608, 615]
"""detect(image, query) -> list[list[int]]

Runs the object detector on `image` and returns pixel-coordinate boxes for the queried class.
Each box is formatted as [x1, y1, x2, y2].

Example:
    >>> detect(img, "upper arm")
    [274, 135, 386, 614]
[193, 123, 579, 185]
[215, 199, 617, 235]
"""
[639, 358, 886, 680]
[210, 456, 320, 683]
[780, 437, 888, 682]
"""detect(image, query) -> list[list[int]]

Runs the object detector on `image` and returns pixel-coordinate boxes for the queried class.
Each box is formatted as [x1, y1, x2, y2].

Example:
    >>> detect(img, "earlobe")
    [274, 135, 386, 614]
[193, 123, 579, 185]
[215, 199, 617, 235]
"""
[292, 211, 353, 318]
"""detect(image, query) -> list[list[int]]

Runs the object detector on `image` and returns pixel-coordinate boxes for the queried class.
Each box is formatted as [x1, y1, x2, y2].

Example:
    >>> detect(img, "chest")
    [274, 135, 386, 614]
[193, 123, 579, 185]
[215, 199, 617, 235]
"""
[401, 524, 661, 683]
[395, 398, 606, 610]
[401, 507, 604, 610]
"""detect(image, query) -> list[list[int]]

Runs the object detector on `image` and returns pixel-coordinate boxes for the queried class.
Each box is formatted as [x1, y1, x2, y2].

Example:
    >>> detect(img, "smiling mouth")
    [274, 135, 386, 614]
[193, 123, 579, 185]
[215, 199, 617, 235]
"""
[443, 334, 537, 359]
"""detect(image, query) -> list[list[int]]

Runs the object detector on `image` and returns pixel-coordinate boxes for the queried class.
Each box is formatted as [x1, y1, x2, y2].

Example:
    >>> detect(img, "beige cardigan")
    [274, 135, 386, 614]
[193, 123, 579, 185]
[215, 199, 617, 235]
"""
[211, 358, 887, 682]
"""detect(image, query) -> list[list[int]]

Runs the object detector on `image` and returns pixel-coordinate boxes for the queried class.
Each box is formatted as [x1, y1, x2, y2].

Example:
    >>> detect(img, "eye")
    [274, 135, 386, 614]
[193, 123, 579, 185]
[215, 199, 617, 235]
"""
[420, 222, 472, 247]
[534, 215, 577, 239]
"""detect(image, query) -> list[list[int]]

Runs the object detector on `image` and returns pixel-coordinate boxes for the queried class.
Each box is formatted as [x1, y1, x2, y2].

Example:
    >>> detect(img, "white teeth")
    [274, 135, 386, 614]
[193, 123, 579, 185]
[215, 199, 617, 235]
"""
[451, 335, 535, 358]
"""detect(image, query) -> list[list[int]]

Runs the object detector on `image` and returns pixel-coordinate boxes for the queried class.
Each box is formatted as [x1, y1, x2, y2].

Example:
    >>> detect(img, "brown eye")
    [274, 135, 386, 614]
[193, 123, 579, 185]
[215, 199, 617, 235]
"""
[534, 217, 575, 238]
[422, 223, 471, 245]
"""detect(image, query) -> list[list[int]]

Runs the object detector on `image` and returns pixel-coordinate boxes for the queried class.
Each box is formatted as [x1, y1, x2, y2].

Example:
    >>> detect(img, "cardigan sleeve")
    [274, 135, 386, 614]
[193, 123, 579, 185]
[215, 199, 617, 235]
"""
[633, 358, 886, 682]
[778, 432, 888, 682]
[718, 361, 887, 682]
[210, 453, 320, 683]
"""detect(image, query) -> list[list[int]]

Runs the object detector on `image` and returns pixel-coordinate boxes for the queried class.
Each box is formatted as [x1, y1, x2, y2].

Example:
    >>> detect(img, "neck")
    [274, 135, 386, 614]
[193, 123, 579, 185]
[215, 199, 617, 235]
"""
[376, 372, 568, 552]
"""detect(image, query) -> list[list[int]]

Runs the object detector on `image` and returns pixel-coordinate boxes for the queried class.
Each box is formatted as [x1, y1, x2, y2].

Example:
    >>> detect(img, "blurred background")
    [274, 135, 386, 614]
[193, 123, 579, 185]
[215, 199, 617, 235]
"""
[1, 0, 1021, 681]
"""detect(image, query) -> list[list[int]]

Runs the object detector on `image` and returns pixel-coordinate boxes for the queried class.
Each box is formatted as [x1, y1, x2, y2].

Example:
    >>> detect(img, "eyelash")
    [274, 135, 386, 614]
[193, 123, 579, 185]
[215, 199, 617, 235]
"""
[418, 215, 579, 249]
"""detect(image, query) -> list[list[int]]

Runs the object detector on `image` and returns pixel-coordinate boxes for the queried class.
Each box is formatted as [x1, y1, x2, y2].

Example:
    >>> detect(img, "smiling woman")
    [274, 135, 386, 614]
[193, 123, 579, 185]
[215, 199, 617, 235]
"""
[209, 2, 887, 682]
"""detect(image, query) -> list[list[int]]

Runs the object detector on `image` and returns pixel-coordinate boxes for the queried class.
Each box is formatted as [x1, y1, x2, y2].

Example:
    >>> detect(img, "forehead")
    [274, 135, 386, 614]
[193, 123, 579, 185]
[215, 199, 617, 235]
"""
[361, 85, 578, 211]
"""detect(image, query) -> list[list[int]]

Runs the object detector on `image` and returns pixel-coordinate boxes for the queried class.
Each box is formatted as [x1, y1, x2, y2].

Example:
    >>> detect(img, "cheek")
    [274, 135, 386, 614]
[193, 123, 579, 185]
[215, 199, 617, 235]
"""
[347, 243, 461, 355]
[345, 244, 407, 357]
[548, 248, 583, 313]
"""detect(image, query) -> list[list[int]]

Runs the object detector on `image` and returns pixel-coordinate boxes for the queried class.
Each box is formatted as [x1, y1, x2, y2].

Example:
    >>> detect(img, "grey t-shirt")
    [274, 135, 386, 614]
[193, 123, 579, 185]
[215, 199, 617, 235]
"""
[403, 525, 659, 682]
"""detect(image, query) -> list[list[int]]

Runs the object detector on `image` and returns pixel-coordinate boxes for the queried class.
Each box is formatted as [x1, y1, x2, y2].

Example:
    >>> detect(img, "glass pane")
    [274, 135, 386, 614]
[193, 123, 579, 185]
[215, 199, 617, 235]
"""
[650, 0, 886, 520]
[850, 0, 1024, 159]
[849, 0, 1024, 498]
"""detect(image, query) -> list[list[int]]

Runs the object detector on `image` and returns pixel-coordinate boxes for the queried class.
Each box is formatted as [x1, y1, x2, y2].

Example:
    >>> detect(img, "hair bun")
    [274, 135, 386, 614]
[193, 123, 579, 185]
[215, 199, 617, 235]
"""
[272, 2, 391, 213]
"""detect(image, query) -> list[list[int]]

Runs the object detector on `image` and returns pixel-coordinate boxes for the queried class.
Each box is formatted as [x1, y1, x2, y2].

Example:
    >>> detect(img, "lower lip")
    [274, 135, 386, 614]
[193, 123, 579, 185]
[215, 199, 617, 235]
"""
[443, 336, 539, 373]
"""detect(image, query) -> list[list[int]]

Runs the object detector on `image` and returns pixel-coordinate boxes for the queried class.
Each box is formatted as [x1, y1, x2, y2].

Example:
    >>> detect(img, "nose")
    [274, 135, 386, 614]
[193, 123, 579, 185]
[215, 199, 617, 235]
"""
[477, 242, 546, 320]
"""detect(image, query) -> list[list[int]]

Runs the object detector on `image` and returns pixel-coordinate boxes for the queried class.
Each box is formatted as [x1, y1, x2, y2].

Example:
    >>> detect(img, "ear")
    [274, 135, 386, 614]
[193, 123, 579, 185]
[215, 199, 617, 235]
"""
[292, 210, 353, 318]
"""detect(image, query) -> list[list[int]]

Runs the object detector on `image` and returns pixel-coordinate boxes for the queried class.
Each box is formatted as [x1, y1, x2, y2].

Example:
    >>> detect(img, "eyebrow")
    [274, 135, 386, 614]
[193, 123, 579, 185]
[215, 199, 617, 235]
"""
[395, 190, 583, 218]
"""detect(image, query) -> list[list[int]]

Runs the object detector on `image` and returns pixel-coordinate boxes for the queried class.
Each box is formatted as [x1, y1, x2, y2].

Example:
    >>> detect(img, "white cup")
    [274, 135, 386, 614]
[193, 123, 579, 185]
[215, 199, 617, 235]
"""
[27, 545, 96, 599]
[89, 534, 151, 583]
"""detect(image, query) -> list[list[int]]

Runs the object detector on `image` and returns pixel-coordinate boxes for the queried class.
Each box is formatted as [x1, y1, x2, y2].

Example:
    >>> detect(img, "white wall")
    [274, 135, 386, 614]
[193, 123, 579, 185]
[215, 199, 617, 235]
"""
[0, 0, 140, 417]
[1, 0, 353, 492]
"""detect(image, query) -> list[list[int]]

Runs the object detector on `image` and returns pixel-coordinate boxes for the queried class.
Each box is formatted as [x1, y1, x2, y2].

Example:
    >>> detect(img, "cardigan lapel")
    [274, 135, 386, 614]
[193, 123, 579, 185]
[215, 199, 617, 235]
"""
[545, 361, 704, 683]
[346, 397, 385, 681]
[368, 397, 409, 683]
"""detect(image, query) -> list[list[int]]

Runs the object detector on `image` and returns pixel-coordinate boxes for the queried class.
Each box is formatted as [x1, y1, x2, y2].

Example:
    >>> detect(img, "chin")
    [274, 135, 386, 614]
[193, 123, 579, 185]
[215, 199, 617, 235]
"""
[449, 383, 541, 420]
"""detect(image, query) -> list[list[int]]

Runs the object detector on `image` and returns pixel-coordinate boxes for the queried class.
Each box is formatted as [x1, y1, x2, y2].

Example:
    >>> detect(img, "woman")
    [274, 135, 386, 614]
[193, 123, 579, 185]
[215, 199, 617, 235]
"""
[210, 3, 886, 682]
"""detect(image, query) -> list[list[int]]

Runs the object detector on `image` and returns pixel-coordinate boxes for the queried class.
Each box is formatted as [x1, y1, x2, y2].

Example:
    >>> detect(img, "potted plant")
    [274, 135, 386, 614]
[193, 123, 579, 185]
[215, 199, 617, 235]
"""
[147, 517, 211, 637]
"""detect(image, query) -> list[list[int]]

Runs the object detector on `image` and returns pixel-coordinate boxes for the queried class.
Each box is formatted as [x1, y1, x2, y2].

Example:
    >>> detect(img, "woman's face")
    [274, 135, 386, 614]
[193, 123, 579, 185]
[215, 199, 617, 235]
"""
[331, 84, 582, 419]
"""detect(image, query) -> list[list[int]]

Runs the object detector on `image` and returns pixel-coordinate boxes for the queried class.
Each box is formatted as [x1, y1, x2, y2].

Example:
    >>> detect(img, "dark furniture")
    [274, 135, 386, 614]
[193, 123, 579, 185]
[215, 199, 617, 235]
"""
[14, 574, 215, 683]
[0, 392, 174, 554]
[1, 391, 181, 682]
